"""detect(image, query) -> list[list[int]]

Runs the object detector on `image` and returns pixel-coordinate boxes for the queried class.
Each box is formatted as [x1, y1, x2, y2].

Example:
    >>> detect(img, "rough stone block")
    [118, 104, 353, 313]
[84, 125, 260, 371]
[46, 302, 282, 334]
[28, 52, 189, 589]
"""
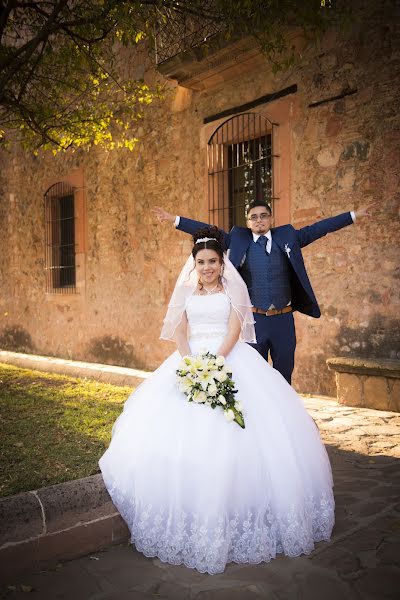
[0, 491, 43, 546]
[37, 474, 117, 534]
[317, 144, 342, 167]
[389, 379, 400, 412]
[336, 373, 363, 406]
[36, 515, 128, 566]
[364, 376, 390, 411]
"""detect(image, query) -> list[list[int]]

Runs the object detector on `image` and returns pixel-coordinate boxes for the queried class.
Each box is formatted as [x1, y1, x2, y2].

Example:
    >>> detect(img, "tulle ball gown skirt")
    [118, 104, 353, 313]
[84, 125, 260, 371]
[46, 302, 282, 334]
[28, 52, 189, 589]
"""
[99, 337, 334, 575]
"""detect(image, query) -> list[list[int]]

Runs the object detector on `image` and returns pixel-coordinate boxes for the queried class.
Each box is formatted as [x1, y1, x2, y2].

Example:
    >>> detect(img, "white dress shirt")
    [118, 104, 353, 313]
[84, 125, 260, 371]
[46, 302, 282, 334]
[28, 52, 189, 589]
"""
[252, 230, 272, 253]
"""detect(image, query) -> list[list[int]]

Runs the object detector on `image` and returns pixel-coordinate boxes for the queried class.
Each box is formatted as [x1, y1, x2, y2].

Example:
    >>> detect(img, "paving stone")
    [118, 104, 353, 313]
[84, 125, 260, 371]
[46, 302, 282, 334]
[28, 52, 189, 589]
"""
[357, 500, 390, 517]
[4, 561, 115, 600]
[333, 493, 359, 507]
[331, 516, 354, 536]
[370, 484, 400, 499]
[340, 517, 398, 553]
[97, 592, 168, 600]
[195, 586, 266, 600]
[222, 563, 288, 586]
[311, 546, 360, 575]
[290, 570, 355, 600]
[377, 541, 400, 567]
[359, 425, 400, 436]
[153, 560, 209, 584]
[155, 581, 191, 599]
[351, 566, 400, 599]
[335, 479, 377, 492]
[370, 440, 398, 448]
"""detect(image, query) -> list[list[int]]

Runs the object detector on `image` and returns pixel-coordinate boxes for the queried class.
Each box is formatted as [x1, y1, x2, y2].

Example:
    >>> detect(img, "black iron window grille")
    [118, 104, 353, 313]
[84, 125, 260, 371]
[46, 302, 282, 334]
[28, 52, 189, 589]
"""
[44, 182, 76, 293]
[208, 112, 278, 230]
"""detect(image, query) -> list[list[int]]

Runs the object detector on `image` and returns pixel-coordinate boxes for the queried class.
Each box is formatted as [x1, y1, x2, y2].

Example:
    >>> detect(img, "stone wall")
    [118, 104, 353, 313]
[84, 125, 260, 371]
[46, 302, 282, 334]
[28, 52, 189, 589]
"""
[0, 0, 399, 395]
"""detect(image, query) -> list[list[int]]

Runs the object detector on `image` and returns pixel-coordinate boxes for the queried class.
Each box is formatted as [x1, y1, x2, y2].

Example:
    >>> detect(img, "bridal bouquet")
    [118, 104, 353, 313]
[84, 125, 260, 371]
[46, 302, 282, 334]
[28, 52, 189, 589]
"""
[176, 352, 245, 428]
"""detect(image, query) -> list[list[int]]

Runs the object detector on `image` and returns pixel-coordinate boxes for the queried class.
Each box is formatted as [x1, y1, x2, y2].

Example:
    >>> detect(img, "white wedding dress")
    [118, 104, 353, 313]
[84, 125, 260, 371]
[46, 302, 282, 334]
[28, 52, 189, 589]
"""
[99, 293, 334, 574]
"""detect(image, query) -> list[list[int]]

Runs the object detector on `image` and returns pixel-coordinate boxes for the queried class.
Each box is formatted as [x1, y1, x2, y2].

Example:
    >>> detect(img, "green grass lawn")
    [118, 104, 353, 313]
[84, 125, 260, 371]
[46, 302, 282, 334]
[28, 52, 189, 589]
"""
[0, 363, 134, 498]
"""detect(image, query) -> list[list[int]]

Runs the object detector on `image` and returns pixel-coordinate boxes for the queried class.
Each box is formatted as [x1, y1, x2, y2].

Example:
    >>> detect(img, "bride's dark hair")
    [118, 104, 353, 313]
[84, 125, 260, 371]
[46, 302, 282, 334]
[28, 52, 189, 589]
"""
[192, 226, 225, 261]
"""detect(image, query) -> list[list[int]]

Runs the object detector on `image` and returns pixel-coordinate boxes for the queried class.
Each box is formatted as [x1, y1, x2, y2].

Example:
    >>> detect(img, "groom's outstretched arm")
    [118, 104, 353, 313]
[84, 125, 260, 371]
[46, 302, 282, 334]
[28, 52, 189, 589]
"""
[153, 207, 231, 248]
[178, 216, 231, 249]
[297, 203, 375, 248]
[297, 212, 354, 248]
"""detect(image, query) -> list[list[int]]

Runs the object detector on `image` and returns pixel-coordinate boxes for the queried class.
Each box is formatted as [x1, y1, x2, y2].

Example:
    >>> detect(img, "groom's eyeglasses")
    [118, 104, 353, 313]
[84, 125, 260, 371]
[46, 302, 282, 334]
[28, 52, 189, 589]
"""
[247, 213, 271, 221]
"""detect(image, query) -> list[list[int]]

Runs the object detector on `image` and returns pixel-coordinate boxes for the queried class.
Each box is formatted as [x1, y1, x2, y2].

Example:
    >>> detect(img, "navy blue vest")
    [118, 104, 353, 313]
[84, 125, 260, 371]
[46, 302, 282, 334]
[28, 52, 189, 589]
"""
[239, 239, 292, 310]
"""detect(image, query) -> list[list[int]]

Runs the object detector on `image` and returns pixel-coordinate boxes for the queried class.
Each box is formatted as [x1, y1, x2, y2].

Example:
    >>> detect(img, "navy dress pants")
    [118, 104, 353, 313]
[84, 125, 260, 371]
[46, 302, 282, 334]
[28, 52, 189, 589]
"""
[248, 312, 296, 384]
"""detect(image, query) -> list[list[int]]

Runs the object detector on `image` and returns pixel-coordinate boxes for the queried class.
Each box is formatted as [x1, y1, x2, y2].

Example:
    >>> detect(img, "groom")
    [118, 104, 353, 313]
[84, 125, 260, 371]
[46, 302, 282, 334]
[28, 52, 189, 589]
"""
[154, 202, 373, 384]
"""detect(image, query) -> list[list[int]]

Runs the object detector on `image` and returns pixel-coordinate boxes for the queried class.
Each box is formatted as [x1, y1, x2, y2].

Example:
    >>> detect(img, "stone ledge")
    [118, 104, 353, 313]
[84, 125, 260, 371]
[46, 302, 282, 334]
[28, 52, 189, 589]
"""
[327, 357, 400, 379]
[0, 475, 129, 583]
[0, 350, 151, 387]
[327, 357, 400, 412]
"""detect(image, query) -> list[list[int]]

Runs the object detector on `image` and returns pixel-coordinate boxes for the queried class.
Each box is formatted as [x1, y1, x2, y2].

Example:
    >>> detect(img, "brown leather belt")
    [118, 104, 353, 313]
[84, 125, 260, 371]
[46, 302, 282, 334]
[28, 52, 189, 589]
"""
[252, 306, 293, 317]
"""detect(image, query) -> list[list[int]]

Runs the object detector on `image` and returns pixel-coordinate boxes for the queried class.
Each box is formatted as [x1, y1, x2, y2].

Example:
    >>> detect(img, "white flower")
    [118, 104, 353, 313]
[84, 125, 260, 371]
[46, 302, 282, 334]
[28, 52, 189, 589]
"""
[178, 357, 191, 370]
[208, 384, 218, 396]
[224, 364, 233, 374]
[224, 409, 235, 422]
[235, 401, 243, 411]
[193, 391, 207, 403]
[179, 377, 193, 393]
[218, 395, 227, 405]
[216, 371, 228, 382]
[215, 355, 225, 367]
[191, 357, 205, 370]
[197, 371, 215, 391]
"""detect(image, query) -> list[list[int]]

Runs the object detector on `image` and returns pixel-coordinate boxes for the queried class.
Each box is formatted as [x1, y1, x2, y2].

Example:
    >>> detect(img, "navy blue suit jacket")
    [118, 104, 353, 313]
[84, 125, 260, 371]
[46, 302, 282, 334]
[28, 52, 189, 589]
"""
[177, 212, 354, 318]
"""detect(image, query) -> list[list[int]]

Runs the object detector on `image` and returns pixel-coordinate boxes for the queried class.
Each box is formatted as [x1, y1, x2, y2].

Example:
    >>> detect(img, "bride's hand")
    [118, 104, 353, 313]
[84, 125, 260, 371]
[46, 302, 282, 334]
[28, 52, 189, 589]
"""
[153, 206, 175, 223]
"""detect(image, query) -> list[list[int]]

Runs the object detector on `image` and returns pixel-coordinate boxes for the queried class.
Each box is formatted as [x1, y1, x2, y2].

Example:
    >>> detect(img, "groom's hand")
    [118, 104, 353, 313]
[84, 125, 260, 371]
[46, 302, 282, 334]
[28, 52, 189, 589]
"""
[153, 206, 175, 223]
[354, 202, 376, 220]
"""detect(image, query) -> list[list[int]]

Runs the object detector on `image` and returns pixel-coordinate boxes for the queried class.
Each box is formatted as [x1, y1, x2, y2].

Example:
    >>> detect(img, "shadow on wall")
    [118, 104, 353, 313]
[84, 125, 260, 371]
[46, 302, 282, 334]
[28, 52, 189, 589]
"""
[336, 314, 400, 360]
[87, 335, 146, 370]
[0, 326, 35, 353]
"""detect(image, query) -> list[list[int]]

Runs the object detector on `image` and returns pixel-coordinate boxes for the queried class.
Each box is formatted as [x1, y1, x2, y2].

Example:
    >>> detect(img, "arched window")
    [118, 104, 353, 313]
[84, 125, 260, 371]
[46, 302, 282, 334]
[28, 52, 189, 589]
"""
[207, 113, 278, 229]
[44, 182, 76, 292]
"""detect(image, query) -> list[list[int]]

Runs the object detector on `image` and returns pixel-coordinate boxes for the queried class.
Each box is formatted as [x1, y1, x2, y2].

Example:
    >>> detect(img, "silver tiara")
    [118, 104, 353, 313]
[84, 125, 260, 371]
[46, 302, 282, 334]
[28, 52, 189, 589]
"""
[195, 237, 215, 244]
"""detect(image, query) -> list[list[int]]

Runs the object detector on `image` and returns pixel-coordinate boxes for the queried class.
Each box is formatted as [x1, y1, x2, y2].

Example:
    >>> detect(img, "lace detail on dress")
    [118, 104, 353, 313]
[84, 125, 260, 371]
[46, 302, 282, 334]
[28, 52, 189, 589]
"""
[100, 291, 335, 574]
[104, 478, 334, 575]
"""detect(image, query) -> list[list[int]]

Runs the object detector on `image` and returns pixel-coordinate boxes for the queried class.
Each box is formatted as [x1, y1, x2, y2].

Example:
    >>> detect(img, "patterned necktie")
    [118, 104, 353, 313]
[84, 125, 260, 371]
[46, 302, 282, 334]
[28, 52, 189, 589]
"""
[257, 235, 268, 254]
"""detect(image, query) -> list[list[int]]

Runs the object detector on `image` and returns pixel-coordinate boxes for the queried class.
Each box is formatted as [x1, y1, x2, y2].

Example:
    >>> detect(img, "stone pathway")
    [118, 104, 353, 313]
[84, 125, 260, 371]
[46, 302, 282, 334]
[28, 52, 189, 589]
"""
[1, 397, 399, 599]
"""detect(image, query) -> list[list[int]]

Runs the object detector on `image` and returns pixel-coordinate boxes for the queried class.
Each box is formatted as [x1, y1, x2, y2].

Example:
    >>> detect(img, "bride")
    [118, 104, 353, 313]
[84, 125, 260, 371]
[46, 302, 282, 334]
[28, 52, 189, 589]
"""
[99, 227, 334, 575]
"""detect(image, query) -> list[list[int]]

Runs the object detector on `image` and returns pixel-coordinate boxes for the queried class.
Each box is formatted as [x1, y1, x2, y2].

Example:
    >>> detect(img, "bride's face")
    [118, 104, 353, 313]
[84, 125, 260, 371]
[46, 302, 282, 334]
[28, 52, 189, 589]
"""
[195, 249, 222, 287]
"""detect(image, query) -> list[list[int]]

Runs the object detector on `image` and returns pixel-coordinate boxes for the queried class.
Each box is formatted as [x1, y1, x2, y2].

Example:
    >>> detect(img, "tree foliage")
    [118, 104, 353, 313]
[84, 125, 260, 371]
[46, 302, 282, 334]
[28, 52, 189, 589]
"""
[0, 0, 343, 153]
